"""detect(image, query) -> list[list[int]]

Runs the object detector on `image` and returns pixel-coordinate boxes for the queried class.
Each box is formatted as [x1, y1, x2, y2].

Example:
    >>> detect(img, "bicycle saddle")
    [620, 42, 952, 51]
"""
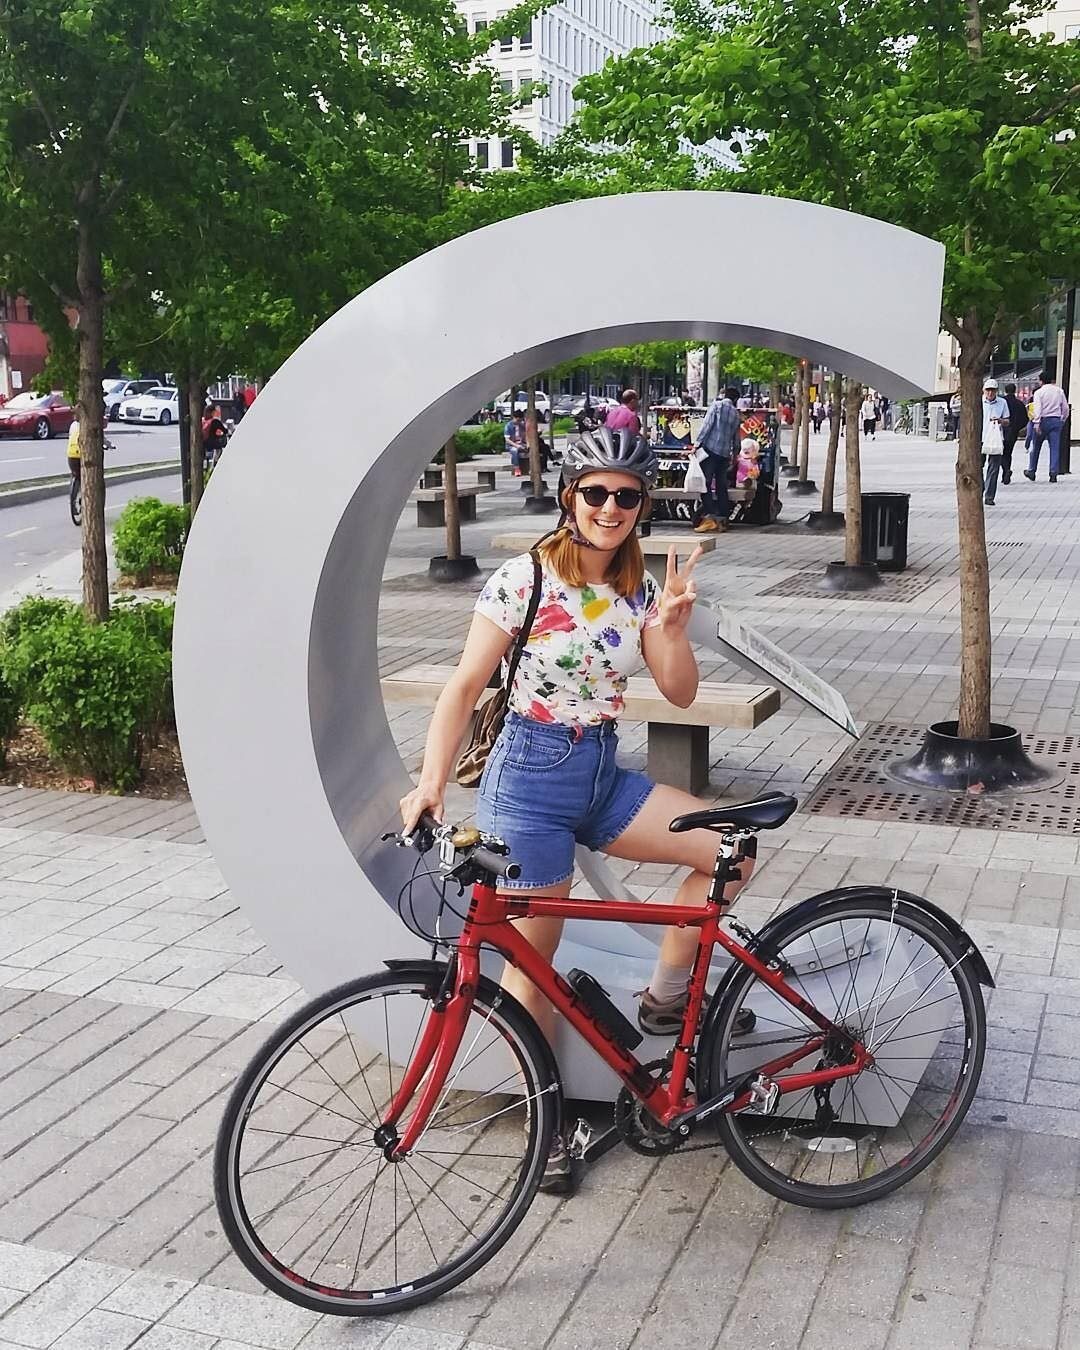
[668, 791, 798, 834]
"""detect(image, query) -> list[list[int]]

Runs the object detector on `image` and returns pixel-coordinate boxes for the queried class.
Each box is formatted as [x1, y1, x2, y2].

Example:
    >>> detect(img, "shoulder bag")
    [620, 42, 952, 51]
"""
[455, 551, 542, 788]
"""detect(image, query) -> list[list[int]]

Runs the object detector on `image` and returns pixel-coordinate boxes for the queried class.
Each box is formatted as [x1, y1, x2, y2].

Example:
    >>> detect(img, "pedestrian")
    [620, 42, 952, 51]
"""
[202, 404, 229, 469]
[692, 385, 740, 533]
[948, 391, 961, 439]
[879, 396, 891, 430]
[980, 378, 1009, 506]
[1024, 369, 1070, 483]
[505, 407, 526, 476]
[811, 399, 825, 433]
[860, 392, 879, 439]
[605, 388, 642, 436]
[232, 386, 247, 423]
[399, 425, 756, 1194]
[1000, 382, 1028, 485]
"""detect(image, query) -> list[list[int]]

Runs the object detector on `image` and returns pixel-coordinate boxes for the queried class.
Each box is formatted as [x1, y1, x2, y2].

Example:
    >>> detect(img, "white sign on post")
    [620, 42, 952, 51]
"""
[689, 599, 859, 738]
[10, 371, 22, 390]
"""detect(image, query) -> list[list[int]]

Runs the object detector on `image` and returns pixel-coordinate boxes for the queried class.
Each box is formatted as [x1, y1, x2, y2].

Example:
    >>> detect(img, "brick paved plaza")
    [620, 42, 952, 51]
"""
[2, 429, 1080, 1349]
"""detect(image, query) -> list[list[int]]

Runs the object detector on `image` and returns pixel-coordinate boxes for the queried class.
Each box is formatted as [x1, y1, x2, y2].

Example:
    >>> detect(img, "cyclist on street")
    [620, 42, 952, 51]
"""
[400, 425, 755, 1192]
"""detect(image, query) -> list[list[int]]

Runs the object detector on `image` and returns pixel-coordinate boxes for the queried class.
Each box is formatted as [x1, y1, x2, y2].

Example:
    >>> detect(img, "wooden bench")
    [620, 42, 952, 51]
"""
[651, 486, 751, 505]
[421, 467, 497, 492]
[492, 530, 715, 585]
[382, 663, 780, 795]
[412, 486, 481, 527]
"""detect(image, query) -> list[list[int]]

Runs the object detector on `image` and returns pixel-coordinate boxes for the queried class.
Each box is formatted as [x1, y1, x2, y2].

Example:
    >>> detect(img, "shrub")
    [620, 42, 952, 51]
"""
[114, 497, 189, 585]
[0, 596, 77, 649]
[0, 666, 20, 768]
[108, 600, 176, 728]
[2, 602, 173, 791]
[552, 415, 576, 435]
[452, 422, 506, 457]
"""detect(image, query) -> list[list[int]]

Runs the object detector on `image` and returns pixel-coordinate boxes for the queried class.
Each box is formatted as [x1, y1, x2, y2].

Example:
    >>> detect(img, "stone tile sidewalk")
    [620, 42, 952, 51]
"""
[2, 432, 1080, 1347]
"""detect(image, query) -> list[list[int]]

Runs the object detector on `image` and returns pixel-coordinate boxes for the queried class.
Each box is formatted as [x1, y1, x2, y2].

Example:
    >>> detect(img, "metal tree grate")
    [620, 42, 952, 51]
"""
[759, 570, 938, 603]
[804, 723, 1080, 835]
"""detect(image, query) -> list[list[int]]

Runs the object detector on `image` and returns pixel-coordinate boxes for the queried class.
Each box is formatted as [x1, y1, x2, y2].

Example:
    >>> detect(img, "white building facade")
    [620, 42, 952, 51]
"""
[457, 0, 737, 167]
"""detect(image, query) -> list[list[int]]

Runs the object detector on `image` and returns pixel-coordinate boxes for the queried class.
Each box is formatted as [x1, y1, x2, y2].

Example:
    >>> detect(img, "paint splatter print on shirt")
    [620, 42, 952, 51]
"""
[474, 553, 660, 726]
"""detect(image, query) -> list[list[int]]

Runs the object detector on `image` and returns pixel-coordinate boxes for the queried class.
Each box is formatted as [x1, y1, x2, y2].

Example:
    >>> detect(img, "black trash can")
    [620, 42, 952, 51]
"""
[861, 492, 909, 572]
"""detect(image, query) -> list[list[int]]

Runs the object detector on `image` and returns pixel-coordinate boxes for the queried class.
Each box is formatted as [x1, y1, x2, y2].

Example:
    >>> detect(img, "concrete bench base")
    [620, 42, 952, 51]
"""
[647, 723, 711, 795]
[412, 486, 480, 528]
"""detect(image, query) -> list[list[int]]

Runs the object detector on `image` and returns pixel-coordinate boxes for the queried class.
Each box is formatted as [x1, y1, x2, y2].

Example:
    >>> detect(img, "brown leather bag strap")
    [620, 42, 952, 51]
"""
[501, 550, 542, 695]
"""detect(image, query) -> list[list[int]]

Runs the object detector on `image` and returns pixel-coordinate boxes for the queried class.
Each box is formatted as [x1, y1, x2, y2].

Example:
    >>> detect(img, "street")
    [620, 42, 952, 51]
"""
[0, 471, 181, 595]
[0, 422, 179, 486]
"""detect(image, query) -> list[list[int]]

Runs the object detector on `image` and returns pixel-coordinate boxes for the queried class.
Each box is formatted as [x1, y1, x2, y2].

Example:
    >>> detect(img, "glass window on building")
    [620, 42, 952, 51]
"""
[519, 16, 532, 48]
[519, 72, 534, 95]
[473, 14, 487, 31]
[500, 77, 513, 93]
[1066, 23, 1079, 36]
[475, 140, 489, 168]
[501, 139, 515, 167]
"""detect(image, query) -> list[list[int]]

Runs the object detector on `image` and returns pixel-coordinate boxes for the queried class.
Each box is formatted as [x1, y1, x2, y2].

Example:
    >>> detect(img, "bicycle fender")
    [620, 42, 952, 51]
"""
[762, 887, 994, 988]
[382, 958, 565, 1125]
[698, 885, 994, 1096]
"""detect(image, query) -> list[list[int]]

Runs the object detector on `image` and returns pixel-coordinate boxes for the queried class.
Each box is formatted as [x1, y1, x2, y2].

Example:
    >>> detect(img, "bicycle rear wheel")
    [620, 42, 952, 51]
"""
[215, 967, 558, 1316]
[702, 896, 986, 1208]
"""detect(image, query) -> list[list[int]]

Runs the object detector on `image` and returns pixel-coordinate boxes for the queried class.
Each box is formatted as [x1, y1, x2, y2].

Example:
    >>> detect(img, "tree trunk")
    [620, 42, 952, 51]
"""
[820, 372, 843, 514]
[770, 378, 781, 414]
[177, 383, 192, 507]
[185, 376, 205, 515]
[955, 342, 993, 738]
[444, 435, 461, 561]
[75, 216, 109, 622]
[798, 362, 811, 481]
[526, 377, 542, 498]
[844, 378, 864, 566]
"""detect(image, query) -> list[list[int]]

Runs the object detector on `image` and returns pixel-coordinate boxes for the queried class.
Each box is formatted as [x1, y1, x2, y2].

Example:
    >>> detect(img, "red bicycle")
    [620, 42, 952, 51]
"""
[215, 794, 990, 1316]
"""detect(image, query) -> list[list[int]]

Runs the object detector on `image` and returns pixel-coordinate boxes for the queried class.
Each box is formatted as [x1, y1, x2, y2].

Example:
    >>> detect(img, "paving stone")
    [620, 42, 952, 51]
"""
[164, 1283, 320, 1348]
[889, 1288, 978, 1350]
[978, 1263, 1065, 1348]
[0, 1241, 70, 1292]
[798, 1310, 890, 1350]
[50, 1308, 149, 1350]
[99, 1270, 195, 1320]
[0, 1257, 126, 1348]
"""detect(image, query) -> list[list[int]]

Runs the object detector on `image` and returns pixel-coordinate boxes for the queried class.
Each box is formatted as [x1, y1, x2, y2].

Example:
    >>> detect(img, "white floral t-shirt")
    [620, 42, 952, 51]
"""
[474, 553, 661, 727]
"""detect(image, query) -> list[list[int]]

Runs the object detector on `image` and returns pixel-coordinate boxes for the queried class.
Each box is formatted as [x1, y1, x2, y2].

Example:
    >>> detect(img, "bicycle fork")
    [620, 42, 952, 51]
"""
[377, 952, 480, 1159]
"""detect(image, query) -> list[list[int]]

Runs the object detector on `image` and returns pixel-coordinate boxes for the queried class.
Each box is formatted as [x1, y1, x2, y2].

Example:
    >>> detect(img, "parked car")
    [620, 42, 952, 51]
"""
[0, 391, 75, 440]
[493, 390, 551, 421]
[102, 378, 158, 422]
[119, 386, 179, 425]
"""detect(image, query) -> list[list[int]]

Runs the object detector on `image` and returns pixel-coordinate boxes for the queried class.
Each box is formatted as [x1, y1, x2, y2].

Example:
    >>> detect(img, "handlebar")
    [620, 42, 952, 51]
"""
[387, 813, 521, 882]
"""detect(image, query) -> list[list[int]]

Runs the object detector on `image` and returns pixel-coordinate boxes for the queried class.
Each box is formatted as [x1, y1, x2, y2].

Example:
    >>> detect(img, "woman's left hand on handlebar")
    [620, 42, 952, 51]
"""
[657, 545, 702, 636]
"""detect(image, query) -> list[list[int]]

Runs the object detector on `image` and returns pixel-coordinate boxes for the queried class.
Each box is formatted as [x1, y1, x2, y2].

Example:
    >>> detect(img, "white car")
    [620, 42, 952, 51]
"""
[119, 386, 179, 425]
[493, 390, 551, 421]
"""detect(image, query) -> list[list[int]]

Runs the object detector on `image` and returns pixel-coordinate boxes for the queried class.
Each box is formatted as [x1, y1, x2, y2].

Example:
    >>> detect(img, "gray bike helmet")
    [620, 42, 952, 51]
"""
[562, 426, 660, 489]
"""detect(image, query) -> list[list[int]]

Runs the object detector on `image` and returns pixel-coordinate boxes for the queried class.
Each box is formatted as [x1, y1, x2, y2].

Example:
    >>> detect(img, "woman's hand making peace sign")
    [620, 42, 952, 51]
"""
[656, 545, 703, 637]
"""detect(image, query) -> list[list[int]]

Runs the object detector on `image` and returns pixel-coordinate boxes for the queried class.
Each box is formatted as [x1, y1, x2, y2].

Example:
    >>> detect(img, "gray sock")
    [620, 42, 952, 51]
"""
[648, 959, 693, 1003]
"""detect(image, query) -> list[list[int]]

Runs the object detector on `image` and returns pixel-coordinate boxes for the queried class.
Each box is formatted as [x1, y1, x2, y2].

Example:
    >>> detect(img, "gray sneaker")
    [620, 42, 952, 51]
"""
[637, 989, 756, 1038]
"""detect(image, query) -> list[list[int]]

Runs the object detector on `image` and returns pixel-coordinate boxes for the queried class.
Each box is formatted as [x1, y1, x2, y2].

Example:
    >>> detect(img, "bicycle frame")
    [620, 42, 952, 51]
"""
[384, 879, 871, 1158]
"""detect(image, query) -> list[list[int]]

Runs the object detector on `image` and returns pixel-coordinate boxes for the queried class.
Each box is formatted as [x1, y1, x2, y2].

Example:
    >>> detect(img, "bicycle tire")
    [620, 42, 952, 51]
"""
[215, 966, 558, 1316]
[701, 895, 985, 1209]
[69, 479, 81, 527]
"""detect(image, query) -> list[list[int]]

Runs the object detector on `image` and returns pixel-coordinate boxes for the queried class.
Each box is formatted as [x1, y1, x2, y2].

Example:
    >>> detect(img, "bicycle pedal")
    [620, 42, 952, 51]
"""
[747, 1074, 780, 1116]
[568, 1118, 592, 1161]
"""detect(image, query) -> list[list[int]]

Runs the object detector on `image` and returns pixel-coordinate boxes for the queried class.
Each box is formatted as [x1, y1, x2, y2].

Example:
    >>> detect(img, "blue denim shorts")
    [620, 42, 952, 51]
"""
[476, 712, 655, 889]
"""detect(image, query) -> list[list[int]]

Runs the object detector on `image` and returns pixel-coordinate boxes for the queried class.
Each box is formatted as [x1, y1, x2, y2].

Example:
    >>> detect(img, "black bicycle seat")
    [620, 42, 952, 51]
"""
[668, 792, 798, 834]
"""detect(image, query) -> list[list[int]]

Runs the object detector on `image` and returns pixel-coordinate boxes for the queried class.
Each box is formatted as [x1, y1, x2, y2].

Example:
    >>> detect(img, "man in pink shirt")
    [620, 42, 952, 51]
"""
[1024, 371, 1071, 482]
[604, 388, 641, 435]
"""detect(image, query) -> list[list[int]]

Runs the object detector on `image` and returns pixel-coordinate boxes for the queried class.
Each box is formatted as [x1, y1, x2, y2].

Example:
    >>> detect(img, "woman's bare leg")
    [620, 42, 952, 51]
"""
[605, 784, 755, 979]
[498, 878, 572, 1045]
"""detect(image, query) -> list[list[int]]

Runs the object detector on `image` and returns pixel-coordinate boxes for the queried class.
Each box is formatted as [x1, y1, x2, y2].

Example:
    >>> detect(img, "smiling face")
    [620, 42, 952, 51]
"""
[569, 470, 644, 552]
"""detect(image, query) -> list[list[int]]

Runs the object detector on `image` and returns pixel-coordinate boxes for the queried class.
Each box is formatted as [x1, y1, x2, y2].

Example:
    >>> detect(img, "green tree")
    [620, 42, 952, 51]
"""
[0, 0, 514, 611]
[577, 0, 1080, 739]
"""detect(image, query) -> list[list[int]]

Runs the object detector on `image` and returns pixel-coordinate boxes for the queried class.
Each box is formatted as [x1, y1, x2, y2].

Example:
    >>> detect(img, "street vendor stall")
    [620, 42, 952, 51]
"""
[647, 402, 782, 526]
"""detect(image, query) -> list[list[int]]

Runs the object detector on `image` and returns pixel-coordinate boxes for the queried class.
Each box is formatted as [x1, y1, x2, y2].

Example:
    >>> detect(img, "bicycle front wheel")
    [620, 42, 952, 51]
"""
[703, 896, 986, 1208]
[215, 967, 558, 1316]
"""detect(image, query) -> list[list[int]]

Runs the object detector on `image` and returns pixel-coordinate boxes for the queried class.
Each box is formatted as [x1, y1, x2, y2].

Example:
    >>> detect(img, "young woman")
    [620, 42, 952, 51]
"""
[399, 427, 755, 1190]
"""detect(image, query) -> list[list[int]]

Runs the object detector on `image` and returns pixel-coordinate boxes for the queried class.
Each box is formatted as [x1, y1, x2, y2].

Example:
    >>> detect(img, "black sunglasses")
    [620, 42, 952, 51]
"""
[575, 484, 645, 509]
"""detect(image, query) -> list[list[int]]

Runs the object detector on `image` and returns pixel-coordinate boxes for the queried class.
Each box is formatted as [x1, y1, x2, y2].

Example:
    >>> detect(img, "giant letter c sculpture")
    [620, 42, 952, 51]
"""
[174, 191, 944, 1100]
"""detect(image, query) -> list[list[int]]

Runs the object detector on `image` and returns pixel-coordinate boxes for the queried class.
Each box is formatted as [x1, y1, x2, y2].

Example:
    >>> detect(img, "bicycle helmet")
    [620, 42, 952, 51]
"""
[561, 426, 660, 489]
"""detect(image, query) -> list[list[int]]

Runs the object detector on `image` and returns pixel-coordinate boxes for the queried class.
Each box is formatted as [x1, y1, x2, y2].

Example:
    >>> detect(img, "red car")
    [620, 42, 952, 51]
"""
[0, 391, 75, 440]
